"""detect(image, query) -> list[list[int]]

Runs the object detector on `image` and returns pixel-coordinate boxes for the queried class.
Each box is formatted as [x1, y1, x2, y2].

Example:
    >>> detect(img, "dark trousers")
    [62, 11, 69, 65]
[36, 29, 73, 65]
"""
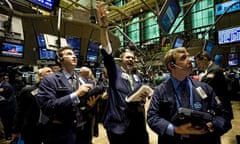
[45, 122, 93, 144]
[107, 112, 149, 144]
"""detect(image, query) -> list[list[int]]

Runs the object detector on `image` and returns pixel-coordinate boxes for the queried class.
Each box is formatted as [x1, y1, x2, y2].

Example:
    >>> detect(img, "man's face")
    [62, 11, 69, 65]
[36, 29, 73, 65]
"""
[173, 48, 193, 76]
[195, 58, 208, 71]
[61, 49, 77, 68]
[42, 68, 53, 77]
[121, 52, 135, 72]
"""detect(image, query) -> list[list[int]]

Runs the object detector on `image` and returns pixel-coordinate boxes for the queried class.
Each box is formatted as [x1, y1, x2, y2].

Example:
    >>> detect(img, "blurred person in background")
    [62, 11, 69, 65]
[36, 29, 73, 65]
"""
[0, 72, 16, 140]
[12, 67, 53, 144]
[195, 51, 233, 120]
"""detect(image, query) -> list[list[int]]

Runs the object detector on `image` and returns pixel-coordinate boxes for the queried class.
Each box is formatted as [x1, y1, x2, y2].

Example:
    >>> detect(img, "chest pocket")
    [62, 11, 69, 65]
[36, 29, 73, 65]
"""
[56, 87, 71, 98]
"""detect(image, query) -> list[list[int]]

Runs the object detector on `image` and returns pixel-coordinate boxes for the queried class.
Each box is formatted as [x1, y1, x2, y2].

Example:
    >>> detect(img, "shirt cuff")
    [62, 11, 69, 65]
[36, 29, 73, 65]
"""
[166, 123, 175, 136]
[70, 92, 80, 106]
[99, 42, 112, 55]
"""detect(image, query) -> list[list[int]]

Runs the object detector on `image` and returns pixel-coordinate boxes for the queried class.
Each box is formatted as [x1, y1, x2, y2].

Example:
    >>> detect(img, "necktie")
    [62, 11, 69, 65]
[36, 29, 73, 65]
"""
[179, 82, 189, 108]
[70, 75, 78, 90]
[70, 75, 85, 128]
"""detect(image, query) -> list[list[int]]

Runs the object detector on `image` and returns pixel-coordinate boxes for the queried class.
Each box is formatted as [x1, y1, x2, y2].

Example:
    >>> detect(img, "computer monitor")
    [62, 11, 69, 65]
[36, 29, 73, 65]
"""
[86, 41, 100, 63]
[228, 53, 239, 67]
[28, 0, 60, 11]
[157, 0, 181, 34]
[203, 40, 214, 55]
[0, 42, 24, 58]
[172, 36, 184, 48]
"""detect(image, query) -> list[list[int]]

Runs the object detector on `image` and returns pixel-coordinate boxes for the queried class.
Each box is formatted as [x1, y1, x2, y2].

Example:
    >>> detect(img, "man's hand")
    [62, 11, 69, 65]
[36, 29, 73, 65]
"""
[174, 123, 209, 135]
[96, 1, 109, 28]
[76, 84, 93, 97]
[87, 95, 99, 107]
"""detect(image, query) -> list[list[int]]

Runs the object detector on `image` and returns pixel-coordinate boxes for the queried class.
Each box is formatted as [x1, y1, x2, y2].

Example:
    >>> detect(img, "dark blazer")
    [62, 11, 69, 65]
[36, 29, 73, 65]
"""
[201, 63, 233, 120]
[101, 49, 149, 144]
[37, 70, 83, 144]
[12, 84, 43, 144]
[147, 77, 232, 144]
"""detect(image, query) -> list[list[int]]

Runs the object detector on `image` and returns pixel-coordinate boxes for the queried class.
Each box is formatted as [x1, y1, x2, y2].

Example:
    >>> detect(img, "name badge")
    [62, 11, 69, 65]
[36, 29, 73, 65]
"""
[121, 72, 129, 80]
[196, 87, 208, 99]
[133, 74, 139, 82]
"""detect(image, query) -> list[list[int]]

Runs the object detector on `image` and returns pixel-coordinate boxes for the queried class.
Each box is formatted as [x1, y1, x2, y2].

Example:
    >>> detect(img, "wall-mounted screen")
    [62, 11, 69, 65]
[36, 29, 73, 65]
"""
[44, 34, 68, 51]
[86, 41, 100, 62]
[172, 36, 184, 48]
[157, 0, 181, 34]
[86, 52, 98, 62]
[218, 26, 240, 44]
[28, 0, 60, 11]
[36, 34, 56, 60]
[214, 54, 223, 66]
[39, 48, 56, 60]
[66, 36, 81, 58]
[228, 53, 239, 66]
[0, 42, 24, 58]
[203, 40, 214, 55]
[215, 0, 240, 16]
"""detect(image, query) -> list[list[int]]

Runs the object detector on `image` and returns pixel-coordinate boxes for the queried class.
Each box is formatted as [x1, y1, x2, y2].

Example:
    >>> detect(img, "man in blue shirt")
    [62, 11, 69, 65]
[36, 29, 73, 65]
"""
[147, 47, 232, 144]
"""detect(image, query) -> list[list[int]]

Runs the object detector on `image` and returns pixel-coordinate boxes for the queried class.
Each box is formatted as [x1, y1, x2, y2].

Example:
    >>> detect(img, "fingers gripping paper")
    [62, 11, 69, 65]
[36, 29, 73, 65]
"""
[125, 85, 153, 102]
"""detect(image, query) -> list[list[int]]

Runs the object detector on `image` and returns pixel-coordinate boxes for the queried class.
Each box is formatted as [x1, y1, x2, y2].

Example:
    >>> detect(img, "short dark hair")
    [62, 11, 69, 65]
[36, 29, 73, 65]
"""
[56, 46, 73, 58]
[195, 51, 211, 61]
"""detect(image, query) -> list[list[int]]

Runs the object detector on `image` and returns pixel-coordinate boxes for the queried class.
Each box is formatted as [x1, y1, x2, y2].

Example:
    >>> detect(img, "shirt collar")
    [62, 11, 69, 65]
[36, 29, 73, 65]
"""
[62, 70, 74, 79]
[171, 75, 188, 90]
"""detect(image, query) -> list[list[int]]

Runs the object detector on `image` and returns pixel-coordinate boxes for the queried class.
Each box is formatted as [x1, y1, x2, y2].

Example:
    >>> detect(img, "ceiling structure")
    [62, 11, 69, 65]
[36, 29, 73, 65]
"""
[59, 0, 164, 26]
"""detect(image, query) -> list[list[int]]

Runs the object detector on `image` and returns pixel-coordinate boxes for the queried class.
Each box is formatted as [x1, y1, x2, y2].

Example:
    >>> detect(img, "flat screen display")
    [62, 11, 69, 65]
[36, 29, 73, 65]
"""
[66, 36, 81, 58]
[39, 48, 56, 60]
[228, 53, 239, 66]
[86, 52, 98, 62]
[66, 36, 81, 49]
[86, 41, 100, 62]
[218, 26, 240, 44]
[157, 0, 181, 33]
[214, 54, 223, 66]
[215, 0, 240, 16]
[28, 0, 60, 11]
[203, 40, 214, 54]
[1, 42, 24, 58]
[172, 36, 184, 48]
[37, 34, 56, 60]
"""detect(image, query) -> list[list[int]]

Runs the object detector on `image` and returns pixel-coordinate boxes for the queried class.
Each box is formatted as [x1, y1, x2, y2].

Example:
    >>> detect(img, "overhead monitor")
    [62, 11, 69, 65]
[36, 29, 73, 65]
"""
[43, 34, 68, 51]
[86, 41, 100, 63]
[228, 53, 239, 67]
[172, 36, 184, 48]
[28, 0, 60, 11]
[215, 0, 240, 16]
[203, 40, 214, 55]
[0, 42, 24, 58]
[214, 54, 223, 66]
[39, 48, 56, 60]
[218, 26, 240, 44]
[0, 14, 24, 40]
[66, 36, 81, 58]
[157, 0, 181, 34]
[36, 34, 56, 60]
